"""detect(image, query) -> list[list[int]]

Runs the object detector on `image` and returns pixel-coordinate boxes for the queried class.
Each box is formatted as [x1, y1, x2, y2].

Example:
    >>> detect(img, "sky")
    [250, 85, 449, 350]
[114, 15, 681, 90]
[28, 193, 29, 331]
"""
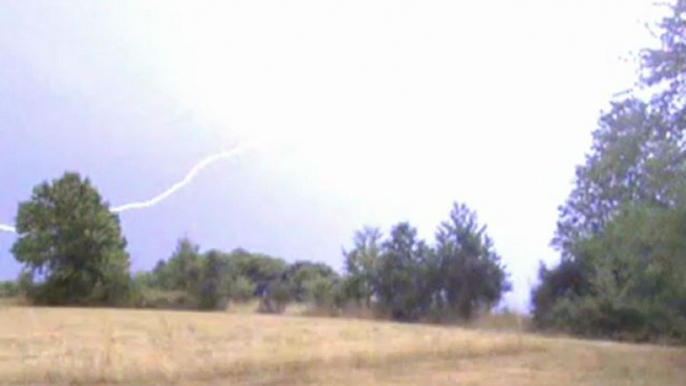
[0, 0, 667, 311]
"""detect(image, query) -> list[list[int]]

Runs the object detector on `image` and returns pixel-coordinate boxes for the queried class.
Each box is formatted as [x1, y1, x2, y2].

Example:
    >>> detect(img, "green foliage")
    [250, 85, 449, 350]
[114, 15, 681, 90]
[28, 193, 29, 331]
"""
[144, 240, 292, 310]
[552, 99, 684, 255]
[284, 260, 338, 302]
[537, 105, 686, 341]
[197, 250, 228, 310]
[158, 238, 203, 293]
[641, 0, 686, 128]
[132, 271, 154, 288]
[11, 172, 131, 306]
[534, 2, 686, 342]
[225, 275, 255, 303]
[532, 259, 589, 328]
[304, 275, 341, 309]
[259, 279, 292, 314]
[224, 248, 287, 296]
[434, 203, 511, 320]
[340, 203, 510, 323]
[342, 227, 382, 307]
[6, 171, 506, 322]
[374, 222, 433, 321]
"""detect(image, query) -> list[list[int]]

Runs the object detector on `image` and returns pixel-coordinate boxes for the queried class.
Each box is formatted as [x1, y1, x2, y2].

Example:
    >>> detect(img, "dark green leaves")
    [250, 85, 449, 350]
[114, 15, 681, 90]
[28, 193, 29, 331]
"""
[11, 172, 131, 306]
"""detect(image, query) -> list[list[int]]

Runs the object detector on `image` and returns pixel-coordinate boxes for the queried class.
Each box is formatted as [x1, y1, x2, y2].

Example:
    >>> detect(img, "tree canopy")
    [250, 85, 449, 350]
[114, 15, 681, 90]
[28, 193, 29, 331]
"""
[533, 0, 686, 343]
[11, 172, 131, 306]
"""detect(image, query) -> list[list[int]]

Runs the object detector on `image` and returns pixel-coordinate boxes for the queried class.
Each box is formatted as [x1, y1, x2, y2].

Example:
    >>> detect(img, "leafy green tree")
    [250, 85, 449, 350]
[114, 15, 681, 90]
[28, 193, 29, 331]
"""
[259, 279, 292, 314]
[225, 275, 255, 303]
[11, 172, 131, 306]
[434, 203, 510, 320]
[537, 202, 686, 341]
[531, 258, 590, 328]
[150, 259, 171, 289]
[552, 99, 683, 256]
[304, 275, 341, 310]
[162, 237, 203, 294]
[536, 98, 686, 341]
[375, 222, 432, 321]
[533, 6, 686, 341]
[342, 227, 382, 307]
[283, 261, 338, 302]
[225, 249, 287, 296]
[197, 249, 228, 310]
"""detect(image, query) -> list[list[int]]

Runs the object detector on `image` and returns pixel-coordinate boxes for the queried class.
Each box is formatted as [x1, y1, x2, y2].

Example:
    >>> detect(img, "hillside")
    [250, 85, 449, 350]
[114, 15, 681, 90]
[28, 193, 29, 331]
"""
[0, 307, 684, 385]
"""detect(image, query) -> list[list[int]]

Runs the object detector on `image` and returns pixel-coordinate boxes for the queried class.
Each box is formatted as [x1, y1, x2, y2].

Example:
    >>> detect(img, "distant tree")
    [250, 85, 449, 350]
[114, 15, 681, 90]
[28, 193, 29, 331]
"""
[197, 249, 228, 310]
[434, 203, 510, 320]
[374, 222, 432, 321]
[225, 249, 287, 296]
[151, 259, 171, 289]
[11, 172, 131, 306]
[259, 279, 292, 314]
[225, 275, 255, 303]
[342, 227, 382, 307]
[283, 260, 338, 302]
[163, 237, 203, 294]
[304, 275, 341, 310]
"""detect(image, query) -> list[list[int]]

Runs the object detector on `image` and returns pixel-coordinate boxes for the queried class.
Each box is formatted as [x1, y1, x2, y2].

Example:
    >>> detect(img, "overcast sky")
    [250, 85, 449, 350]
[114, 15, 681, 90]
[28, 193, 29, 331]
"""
[0, 1, 665, 311]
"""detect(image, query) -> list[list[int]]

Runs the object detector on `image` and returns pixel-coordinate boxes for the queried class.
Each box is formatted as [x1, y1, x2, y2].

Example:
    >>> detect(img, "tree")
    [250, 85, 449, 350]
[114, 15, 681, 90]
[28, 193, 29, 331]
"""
[258, 279, 292, 314]
[304, 275, 342, 310]
[283, 260, 338, 302]
[225, 248, 287, 297]
[537, 98, 686, 341]
[434, 203, 510, 320]
[151, 259, 171, 289]
[225, 275, 255, 303]
[342, 227, 382, 307]
[11, 172, 131, 306]
[552, 99, 683, 256]
[161, 237, 203, 294]
[536, 202, 686, 341]
[197, 249, 228, 310]
[375, 222, 432, 321]
[533, 6, 686, 340]
[641, 0, 686, 131]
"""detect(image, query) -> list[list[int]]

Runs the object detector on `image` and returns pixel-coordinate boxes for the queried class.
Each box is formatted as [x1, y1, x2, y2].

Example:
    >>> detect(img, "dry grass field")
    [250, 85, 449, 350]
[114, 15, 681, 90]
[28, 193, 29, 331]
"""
[0, 306, 684, 386]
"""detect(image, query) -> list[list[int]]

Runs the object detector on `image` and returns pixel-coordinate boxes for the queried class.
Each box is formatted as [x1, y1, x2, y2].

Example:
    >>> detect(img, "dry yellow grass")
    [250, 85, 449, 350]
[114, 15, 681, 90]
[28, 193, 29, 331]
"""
[0, 306, 684, 386]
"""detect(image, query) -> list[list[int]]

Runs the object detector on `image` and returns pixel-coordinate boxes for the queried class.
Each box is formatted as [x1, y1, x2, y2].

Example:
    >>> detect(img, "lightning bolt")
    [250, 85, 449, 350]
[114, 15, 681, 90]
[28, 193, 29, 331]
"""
[111, 143, 256, 213]
[0, 224, 16, 233]
[0, 143, 257, 235]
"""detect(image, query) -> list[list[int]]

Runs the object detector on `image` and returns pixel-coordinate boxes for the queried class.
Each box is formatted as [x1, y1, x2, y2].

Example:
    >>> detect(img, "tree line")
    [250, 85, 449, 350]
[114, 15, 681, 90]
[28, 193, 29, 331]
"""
[2, 170, 510, 323]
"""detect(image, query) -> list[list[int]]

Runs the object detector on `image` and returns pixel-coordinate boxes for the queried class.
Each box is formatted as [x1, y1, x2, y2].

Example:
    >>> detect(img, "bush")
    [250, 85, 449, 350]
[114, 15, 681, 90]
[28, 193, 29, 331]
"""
[538, 296, 686, 344]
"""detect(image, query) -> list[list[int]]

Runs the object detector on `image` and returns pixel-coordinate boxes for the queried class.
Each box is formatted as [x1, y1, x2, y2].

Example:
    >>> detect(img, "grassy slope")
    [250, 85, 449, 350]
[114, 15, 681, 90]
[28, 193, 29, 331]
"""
[0, 306, 684, 386]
